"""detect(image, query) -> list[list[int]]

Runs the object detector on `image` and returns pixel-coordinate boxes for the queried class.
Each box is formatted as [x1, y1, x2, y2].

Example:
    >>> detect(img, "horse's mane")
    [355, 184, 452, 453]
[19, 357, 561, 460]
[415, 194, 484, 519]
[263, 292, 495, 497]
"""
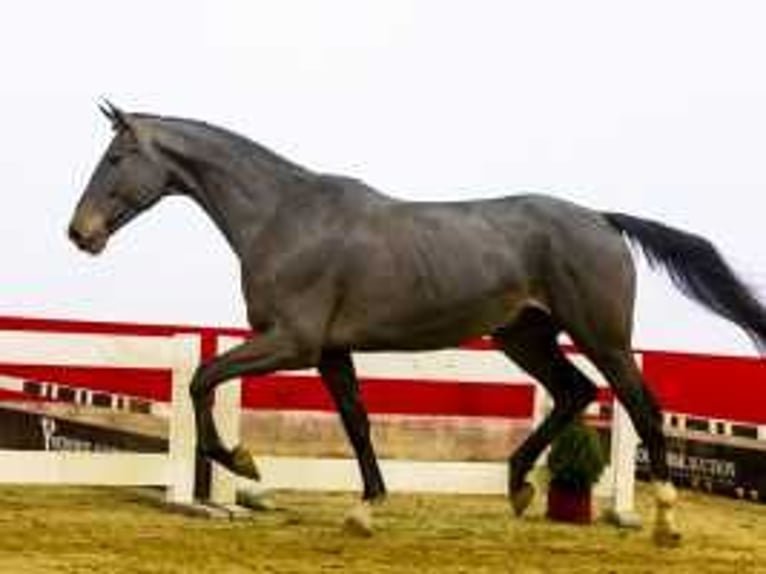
[133, 113, 312, 177]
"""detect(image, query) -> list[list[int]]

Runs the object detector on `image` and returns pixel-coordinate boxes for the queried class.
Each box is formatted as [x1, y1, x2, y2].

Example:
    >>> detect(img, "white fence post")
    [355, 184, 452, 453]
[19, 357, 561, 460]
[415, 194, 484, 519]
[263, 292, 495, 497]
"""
[209, 336, 244, 506]
[560, 352, 643, 526]
[532, 382, 553, 471]
[595, 353, 642, 528]
[166, 334, 201, 505]
[605, 399, 641, 527]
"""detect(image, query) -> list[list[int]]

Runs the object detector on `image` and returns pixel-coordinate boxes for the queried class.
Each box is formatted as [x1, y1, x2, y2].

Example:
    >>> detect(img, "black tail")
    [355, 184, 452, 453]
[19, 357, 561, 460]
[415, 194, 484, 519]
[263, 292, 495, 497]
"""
[603, 212, 766, 353]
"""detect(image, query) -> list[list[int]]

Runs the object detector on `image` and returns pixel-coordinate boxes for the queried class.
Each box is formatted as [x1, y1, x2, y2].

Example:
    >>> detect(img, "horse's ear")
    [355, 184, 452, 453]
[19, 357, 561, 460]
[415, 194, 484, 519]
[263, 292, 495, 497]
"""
[98, 99, 130, 132]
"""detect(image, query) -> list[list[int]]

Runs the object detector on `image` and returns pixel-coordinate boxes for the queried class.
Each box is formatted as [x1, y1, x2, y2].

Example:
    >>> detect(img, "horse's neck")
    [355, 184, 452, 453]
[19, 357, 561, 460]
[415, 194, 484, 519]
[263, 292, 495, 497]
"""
[190, 169, 275, 256]
[173, 138, 307, 257]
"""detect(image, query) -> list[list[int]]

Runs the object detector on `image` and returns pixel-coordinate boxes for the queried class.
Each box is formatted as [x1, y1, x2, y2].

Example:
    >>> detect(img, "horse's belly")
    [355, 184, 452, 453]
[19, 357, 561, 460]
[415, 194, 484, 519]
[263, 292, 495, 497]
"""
[330, 293, 533, 351]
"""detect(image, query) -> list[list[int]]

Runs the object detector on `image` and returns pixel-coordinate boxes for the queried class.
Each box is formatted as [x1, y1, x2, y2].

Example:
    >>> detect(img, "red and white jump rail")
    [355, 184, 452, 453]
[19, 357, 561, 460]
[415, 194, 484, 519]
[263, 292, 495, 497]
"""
[0, 317, 641, 520]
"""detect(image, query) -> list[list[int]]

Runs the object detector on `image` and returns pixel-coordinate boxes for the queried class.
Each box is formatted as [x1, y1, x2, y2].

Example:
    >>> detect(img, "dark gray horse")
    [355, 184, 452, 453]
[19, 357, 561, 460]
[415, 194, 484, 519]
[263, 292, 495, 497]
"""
[68, 103, 766, 545]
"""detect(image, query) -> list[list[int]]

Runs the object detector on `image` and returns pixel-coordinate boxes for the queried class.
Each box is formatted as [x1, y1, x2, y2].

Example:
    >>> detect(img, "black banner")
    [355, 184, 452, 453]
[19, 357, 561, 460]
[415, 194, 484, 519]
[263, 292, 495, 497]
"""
[0, 405, 166, 453]
[635, 436, 765, 502]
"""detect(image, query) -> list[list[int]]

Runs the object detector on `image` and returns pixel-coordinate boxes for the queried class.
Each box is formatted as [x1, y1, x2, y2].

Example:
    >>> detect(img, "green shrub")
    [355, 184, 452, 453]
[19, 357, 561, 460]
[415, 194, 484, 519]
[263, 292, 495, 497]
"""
[548, 418, 607, 492]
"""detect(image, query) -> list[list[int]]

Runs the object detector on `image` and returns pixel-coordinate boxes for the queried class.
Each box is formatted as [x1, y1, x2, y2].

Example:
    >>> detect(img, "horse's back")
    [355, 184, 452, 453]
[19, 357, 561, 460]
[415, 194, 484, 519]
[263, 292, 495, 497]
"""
[323, 191, 633, 349]
[373, 193, 625, 272]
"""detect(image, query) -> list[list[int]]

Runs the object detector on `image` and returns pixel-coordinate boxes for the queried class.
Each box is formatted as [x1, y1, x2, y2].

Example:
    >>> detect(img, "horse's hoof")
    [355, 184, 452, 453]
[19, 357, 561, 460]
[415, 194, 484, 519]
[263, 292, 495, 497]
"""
[344, 502, 373, 537]
[653, 527, 682, 548]
[231, 445, 261, 480]
[511, 482, 535, 517]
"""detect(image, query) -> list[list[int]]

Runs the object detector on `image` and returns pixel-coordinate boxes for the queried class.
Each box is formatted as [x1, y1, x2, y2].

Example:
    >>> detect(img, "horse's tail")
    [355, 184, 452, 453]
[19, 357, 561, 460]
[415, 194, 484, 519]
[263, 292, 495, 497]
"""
[603, 211, 766, 353]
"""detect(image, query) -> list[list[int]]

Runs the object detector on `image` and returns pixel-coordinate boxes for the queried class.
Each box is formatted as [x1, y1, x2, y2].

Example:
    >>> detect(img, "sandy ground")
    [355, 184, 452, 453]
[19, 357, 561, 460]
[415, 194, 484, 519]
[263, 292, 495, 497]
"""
[0, 484, 764, 574]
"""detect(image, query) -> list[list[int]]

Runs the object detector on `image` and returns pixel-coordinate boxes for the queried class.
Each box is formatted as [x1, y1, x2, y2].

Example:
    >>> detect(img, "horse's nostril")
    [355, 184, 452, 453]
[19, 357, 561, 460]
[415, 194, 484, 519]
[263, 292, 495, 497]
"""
[68, 225, 83, 245]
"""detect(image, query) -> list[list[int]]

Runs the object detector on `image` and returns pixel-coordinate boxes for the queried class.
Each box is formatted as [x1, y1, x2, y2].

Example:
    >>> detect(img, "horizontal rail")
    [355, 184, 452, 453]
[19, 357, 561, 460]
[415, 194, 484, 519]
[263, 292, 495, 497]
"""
[0, 331, 177, 369]
[0, 451, 169, 485]
[241, 456, 618, 498]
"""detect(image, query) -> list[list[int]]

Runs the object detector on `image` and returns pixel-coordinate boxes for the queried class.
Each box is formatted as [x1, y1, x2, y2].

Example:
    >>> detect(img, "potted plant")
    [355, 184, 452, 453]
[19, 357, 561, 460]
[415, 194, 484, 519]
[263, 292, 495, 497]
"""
[546, 417, 607, 524]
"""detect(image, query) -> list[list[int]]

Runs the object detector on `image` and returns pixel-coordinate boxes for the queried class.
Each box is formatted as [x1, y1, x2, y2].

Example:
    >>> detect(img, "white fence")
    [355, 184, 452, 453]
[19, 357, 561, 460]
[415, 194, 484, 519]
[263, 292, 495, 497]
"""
[0, 330, 241, 507]
[0, 326, 639, 523]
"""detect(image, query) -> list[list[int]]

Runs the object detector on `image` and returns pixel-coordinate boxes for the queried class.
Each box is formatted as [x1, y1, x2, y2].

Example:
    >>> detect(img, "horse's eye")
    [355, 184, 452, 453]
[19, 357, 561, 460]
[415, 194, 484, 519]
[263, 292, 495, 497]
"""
[106, 154, 121, 166]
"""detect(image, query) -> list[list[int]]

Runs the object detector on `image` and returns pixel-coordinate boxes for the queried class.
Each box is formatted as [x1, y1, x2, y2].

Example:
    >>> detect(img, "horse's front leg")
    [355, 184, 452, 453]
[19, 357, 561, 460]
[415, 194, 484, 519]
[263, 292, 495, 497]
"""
[190, 330, 316, 478]
[318, 349, 386, 536]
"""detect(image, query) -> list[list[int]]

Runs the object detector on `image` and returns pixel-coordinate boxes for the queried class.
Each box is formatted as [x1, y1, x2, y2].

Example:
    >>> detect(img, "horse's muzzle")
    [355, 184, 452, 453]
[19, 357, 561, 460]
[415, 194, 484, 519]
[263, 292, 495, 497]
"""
[68, 212, 108, 255]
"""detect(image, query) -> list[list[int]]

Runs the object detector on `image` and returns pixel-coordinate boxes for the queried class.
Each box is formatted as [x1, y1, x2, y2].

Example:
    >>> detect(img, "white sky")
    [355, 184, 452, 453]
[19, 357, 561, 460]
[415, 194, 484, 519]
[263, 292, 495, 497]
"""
[1, 0, 765, 355]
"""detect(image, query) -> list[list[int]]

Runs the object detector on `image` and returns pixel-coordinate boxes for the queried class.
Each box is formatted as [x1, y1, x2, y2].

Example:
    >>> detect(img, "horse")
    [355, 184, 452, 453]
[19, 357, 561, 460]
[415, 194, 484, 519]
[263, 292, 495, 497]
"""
[68, 102, 766, 546]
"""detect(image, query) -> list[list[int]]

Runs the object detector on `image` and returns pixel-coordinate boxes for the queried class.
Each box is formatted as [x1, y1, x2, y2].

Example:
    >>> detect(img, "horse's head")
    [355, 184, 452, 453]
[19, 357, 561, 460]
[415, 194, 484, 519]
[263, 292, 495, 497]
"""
[68, 102, 172, 255]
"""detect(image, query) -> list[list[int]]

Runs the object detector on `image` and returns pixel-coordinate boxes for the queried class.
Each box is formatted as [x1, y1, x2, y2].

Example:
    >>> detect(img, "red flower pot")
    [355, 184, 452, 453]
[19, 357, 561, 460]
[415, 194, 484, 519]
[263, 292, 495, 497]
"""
[547, 485, 593, 524]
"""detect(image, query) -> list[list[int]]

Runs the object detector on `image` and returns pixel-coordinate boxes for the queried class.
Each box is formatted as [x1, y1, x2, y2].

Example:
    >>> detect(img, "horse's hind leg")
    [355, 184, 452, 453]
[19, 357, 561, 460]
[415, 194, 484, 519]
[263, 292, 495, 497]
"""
[492, 309, 597, 517]
[547, 292, 680, 543]
[582, 346, 681, 546]
[540, 215, 680, 544]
